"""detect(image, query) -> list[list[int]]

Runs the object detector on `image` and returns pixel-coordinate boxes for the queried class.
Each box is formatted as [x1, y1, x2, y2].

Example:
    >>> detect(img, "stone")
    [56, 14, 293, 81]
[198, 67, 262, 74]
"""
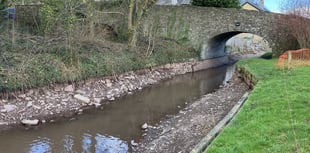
[74, 94, 91, 104]
[26, 90, 34, 96]
[94, 98, 102, 103]
[75, 90, 87, 95]
[105, 79, 112, 87]
[64, 85, 74, 92]
[18, 94, 26, 98]
[142, 123, 148, 130]
[0, 122, 8, 125]
[26, 101, 33, 107]
[131, 140, 138, 147]
[93, 103, 101, 107]
[25, 97, 32, 101]
[3, 104, 17, 112]
[32, 105, 41, 110]
[21, 119, 39, 126]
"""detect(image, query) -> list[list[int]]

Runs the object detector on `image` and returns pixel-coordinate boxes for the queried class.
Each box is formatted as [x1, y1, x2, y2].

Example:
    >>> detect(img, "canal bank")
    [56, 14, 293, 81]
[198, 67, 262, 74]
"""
[136, 72, 249, 153]
[205, 59, 310, 153]
[0, 56, 229, 130]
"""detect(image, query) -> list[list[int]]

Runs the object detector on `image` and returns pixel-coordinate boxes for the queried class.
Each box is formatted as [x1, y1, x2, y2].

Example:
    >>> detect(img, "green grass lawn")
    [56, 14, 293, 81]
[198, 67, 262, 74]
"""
[205, 58, 310, 153]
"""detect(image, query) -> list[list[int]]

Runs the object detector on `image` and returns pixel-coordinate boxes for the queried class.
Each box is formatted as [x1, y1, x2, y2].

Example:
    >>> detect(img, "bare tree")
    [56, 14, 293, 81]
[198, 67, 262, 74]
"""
[282, 0, 310, 48]
[127, 0, 156, 48]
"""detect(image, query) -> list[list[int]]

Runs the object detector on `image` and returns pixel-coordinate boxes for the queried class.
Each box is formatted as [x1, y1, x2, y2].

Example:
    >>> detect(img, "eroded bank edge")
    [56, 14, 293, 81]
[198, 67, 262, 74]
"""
[190, 65, 257, 153]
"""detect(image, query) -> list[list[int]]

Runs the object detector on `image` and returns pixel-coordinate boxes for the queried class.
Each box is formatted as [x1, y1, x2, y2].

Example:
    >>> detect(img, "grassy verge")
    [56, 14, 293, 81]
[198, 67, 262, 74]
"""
[205, 58, 310, 153]
[0, 37, 198, 93]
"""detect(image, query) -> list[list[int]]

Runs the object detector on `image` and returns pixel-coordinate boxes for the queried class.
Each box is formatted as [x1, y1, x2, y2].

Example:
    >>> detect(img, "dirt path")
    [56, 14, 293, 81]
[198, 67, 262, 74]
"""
[136, 74, 249, 153]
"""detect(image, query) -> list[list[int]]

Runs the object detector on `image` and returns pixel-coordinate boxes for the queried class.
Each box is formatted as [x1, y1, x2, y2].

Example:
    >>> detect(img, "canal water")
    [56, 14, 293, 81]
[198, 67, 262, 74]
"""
[0, 65, 235, 153]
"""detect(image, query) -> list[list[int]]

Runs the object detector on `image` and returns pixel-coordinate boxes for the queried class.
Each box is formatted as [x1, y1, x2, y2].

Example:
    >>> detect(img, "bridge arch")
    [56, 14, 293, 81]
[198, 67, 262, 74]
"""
[201, 31, 274, 59]
[142, 5, 300, 60]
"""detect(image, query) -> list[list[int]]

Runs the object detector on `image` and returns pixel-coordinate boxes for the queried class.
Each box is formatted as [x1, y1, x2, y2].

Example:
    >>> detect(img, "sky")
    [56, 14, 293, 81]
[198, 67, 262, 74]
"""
[240, 0, 286, 13]
[264, 0, 285, 13]
[248, 0, 310, 13]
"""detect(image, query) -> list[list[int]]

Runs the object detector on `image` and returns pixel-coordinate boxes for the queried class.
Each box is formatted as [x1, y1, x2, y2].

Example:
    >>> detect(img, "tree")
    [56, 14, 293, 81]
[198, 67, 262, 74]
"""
[281, 0, 310, 48]
[127, 0, 157, 48]
[191, 0, 240, 8]
[0, 0, 7, 10]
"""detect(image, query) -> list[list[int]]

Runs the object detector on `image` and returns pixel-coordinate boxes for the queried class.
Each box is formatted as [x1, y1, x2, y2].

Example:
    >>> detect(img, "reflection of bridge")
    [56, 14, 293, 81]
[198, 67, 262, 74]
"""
[142, 6, 300, 59]
[28, 134, 129, 153]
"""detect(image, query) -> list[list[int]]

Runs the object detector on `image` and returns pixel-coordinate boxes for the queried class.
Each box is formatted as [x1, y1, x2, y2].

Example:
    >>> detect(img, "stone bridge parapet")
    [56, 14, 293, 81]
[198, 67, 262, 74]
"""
[142, 6, 300, 59]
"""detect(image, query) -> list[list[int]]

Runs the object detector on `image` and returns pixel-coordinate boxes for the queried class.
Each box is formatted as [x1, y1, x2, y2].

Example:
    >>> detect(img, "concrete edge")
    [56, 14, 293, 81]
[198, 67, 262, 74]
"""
[190, 91, 250, 153]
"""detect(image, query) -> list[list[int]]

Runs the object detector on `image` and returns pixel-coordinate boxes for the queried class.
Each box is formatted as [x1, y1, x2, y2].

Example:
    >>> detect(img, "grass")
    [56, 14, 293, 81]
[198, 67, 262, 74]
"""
[205, 58, 310, 153]
[0, 36, 198, 93]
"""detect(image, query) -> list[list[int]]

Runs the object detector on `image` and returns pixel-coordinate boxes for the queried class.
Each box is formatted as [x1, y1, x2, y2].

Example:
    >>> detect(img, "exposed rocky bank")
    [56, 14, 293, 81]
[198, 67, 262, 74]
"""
[136, 74, 249, 152]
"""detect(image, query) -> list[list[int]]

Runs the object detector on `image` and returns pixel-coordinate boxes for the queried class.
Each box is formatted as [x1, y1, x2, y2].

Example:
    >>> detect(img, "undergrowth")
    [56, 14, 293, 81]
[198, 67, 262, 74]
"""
[0, 33, 198, 93]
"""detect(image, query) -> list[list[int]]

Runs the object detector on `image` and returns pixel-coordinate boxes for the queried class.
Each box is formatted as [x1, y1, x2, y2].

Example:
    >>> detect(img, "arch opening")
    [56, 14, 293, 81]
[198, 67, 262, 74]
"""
[226, 33, 271, 60]
[201, 32, 272, 60]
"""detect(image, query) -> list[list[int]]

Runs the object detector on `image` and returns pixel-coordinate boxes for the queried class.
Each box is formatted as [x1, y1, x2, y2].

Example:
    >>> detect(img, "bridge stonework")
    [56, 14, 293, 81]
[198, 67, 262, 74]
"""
[142, 6, 300, 59]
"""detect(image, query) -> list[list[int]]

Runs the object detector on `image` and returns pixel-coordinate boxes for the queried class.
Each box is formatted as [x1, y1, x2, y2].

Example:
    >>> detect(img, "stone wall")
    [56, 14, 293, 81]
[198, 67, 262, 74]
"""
[142, 5, 300, 59]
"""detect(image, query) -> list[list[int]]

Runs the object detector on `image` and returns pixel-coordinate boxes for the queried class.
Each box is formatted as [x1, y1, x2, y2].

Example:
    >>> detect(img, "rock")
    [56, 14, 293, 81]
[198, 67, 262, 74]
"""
[141, 123, 148, 130]
[64, 85, 74, 92]
[105, 79, 113, 87]
[21, 119, 39, 126]
[131, 140, 138, 147]
[32, 105, 41, 110]
[75, 89, 87, 95]
[26, 90, 34, 96]
[94, 98, 102, 103]
[18, 94, 26, 98]
[3, 104, 17, 112]
[0, 122, 8, 125]
[25, 97, 32, 101]
[74, 94, 90, 104]
[26, 101, 33, 107]
[92, 103, 101, 107]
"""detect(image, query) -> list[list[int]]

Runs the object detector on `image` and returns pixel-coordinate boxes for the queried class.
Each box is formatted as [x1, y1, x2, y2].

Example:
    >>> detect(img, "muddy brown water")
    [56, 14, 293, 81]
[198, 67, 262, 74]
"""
[0, 65, 234, 153]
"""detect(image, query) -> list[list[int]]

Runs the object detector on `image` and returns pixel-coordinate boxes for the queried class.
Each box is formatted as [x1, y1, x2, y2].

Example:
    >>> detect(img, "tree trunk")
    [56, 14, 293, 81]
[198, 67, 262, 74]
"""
[128, 0, 135, 48]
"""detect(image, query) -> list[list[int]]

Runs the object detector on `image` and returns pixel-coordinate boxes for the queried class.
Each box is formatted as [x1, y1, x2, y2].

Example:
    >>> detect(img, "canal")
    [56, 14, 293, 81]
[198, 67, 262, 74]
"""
[0, 65, 235, 153]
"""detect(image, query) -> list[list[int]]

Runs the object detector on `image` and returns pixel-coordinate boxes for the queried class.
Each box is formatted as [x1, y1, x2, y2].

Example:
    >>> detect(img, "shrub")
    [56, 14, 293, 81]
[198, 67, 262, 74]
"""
[191, 0, 240, 8]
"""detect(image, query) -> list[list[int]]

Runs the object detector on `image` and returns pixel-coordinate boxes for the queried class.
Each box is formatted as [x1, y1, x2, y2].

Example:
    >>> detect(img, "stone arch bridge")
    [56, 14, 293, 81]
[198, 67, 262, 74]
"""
[141, 6, 299, 59]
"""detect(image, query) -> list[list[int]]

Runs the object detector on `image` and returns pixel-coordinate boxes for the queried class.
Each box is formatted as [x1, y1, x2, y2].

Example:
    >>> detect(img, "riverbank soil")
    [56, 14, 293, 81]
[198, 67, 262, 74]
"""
[206, 59, 310, 153]
[136, 74, 249, 153]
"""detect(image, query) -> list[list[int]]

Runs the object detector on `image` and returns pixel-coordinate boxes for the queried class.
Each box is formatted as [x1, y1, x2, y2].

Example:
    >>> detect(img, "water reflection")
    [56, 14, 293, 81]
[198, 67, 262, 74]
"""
[223, 64, 235, 85]
[62, 135, 74, 153]
[27, 134, 128, 153]
[95, 134, 128, 153]
[82, 134, 92, 153]
[28, 138, 52, 153]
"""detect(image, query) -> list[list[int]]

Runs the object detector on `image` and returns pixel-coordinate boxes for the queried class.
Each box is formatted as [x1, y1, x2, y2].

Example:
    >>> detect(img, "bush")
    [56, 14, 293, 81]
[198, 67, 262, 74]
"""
[191, 0, 240, 8]
[260, 52, 273, 59]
